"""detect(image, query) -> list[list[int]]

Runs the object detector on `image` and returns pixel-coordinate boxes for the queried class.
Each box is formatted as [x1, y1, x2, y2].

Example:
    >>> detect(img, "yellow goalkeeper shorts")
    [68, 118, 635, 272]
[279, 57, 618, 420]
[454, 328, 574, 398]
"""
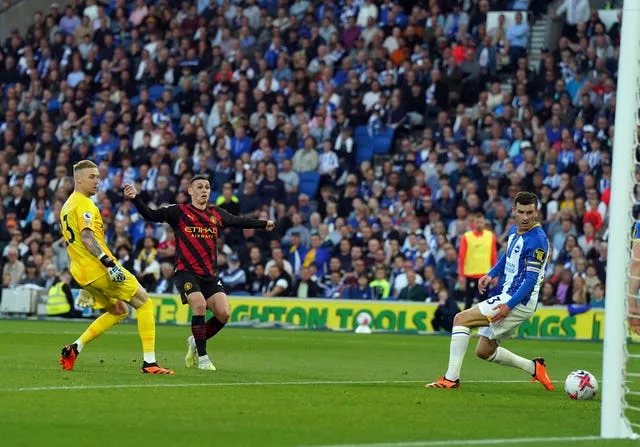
[84, 268, 141, 310]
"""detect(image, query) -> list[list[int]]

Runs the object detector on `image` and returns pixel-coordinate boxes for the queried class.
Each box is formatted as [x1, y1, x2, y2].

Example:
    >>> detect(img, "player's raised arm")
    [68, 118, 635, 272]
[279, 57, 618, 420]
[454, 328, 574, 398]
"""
[215, 206, 276, 231]
[124, 184, 180, 224]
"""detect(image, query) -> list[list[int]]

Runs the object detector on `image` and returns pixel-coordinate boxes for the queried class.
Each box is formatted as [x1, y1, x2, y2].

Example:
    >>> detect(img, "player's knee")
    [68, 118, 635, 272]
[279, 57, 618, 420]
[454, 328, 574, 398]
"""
[191, 298, 207, 315]
[110, 301, 129, 319]
[216, 308, 230, 322]
[452, 312, 467, 327]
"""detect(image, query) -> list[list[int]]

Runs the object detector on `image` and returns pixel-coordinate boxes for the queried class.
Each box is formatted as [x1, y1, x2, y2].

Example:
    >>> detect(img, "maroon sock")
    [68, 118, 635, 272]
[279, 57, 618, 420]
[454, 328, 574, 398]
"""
[191, 315, 207, 356]
[206, 316, 226, 339]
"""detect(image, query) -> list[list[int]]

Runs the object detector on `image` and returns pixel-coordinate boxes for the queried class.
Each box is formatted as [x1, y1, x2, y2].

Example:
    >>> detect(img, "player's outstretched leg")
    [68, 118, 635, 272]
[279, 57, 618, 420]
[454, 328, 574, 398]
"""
[476, 337, 554, 391]
[130, 287, 174, 374]
[426, 307, 488, 389]
[187, 291, 215, 370]
[60, 300, 128, 371]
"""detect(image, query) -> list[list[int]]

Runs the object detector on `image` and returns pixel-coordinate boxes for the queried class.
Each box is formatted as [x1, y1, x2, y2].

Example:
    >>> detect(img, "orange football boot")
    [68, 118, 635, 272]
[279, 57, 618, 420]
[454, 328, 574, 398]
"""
[60, 344, 79, 371]
[141, 362, 175, 375]
[425, 376, 460, 389]
[531, 357, 554, 391]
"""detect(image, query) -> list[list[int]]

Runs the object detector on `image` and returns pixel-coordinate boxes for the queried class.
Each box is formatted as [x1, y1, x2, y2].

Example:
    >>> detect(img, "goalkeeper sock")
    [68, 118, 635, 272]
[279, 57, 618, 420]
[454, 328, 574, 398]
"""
[136, 300, 157, 364]
[73, 340, 85, 353]
[78, 310, 128, 348]
[205, 316, 226, 339]
[488, 347, 535, 375]
[191, 315, 207, 356]
[444, 326, 470, 382]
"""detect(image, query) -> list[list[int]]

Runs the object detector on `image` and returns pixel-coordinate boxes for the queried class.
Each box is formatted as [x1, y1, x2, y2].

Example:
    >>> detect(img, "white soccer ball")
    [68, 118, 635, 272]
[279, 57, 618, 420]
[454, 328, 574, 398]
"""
[564, 370, 598, 400]
[356, 312, 372, 326]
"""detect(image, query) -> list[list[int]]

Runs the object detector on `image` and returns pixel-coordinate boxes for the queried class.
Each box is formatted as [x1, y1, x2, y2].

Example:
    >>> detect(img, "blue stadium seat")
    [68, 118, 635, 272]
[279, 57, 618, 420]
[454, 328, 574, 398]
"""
[148, 84, 165, 102]
[299, 171, 320, 197]
[229, 291, 248, 296]
[354, 125, 373, 164]
[373, 127, 394, 154]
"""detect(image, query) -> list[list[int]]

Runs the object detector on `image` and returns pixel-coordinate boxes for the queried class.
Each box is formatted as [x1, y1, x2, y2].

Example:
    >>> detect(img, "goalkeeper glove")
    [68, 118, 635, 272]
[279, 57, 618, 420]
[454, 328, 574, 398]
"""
[99, 253, 126, 283]
[77, 289, 95, 308]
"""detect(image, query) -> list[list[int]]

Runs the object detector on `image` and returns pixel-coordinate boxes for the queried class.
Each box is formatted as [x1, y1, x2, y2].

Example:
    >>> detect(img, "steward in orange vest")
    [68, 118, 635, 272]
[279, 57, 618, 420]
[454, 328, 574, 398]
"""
[458, 211, 497, 309]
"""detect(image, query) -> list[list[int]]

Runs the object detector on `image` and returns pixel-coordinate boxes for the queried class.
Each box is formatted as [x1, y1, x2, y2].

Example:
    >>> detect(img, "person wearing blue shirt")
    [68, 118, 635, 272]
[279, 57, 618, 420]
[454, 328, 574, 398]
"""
[427, 192, 554, 391]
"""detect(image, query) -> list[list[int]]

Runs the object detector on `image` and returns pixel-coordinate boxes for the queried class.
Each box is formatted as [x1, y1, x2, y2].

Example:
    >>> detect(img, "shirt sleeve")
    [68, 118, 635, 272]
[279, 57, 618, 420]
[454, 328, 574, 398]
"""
[132, 196, 181, 225]
[216, 206, 267, 229]
[74, 196, 98, 232]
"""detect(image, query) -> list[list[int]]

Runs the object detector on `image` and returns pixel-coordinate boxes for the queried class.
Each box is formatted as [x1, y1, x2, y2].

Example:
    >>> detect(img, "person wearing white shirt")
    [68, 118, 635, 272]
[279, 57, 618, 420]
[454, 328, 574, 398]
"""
[554, 0, 590, 38]
[357, 0, 378, 28]
[318, 140, 339, 176]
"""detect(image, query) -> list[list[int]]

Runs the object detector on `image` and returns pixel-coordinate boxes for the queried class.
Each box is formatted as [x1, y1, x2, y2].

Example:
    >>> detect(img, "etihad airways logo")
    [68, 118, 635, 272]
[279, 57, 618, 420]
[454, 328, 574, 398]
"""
[185, 226, 219, 238]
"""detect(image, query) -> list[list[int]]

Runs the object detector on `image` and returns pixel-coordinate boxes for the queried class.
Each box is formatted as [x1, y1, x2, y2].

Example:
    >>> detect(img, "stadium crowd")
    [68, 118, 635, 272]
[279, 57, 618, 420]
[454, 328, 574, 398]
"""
[0, 0, 618, 314]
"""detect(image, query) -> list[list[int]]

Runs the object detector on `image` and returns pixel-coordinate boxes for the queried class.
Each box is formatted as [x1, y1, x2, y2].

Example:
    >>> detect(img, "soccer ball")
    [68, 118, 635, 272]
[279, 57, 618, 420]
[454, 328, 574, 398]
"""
[564, 370, 598, 400]
[356, 312, 372, 326]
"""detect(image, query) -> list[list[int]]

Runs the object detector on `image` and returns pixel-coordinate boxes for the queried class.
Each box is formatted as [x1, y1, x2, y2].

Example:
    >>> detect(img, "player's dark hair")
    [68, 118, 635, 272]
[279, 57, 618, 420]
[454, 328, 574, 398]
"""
[514, 191, 538, 208]
[189, 174, 210, 185]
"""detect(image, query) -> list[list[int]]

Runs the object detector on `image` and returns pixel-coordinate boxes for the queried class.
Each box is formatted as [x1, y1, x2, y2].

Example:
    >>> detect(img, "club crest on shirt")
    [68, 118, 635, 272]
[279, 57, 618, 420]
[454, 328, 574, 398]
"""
[210, 216, 217, 225]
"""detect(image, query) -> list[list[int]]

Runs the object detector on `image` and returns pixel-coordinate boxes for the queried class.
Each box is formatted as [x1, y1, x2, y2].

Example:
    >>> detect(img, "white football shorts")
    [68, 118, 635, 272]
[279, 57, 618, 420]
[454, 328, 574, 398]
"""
[477, 293, 534, 342]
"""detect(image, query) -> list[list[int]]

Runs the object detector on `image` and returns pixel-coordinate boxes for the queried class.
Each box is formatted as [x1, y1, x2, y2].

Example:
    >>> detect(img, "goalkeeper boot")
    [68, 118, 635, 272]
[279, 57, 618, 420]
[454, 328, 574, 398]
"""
[530, 357, 554, 391]
[197, 355, 217, 371]
[141, 362, 175, 375]
[425, 376, 460, 389]
[60, 343, 79, 371]
[185, 336, 198, 368]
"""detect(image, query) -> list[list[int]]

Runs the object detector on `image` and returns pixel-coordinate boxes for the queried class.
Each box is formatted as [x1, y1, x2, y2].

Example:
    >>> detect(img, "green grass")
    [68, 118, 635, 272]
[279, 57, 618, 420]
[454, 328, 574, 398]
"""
[0, 320, 639, 447]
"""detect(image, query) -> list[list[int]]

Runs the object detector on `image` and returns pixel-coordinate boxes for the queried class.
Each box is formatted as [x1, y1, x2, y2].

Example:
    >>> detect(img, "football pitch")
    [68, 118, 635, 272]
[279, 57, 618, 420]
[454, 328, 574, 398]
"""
[1, 320, 640, 447]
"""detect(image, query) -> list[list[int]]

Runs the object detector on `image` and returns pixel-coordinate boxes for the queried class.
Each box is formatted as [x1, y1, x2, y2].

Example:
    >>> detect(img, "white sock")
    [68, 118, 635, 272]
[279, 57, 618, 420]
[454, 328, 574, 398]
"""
[73, 339, 84, 353]
[444, 326, 470, 381]
[199, 355, 210, 364]
[143, 353, 157, 364]
[488, 347, 535, 375]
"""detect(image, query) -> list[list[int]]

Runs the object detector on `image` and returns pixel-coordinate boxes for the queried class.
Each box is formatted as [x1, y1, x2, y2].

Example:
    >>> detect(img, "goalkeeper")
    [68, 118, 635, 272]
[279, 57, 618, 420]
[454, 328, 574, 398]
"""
[58, 160, 173, 375]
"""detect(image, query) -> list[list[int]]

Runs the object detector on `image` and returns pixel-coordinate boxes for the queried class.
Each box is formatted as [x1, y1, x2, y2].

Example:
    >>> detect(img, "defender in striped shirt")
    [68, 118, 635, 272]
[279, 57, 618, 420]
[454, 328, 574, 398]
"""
[427, 192, 554, 391]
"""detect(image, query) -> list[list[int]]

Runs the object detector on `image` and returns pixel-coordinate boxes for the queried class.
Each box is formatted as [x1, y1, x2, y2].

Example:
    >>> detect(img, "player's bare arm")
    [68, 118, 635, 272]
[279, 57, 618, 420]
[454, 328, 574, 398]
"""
[81, 228, 126, 282]
[81, 228, 105, 258]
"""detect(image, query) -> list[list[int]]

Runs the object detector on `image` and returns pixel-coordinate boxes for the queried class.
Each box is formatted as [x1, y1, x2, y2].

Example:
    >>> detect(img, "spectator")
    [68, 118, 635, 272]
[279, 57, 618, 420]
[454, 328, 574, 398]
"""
[506, 12, 529, 69]
[3, 247, 25, 286]
[295, 266, 321, 298]
[264, 264, 292, 297]
[155, 263, 177, 294]
[370, 266, 391, 300]
[247, 263, 268, 296]
[431, 290, 460, 333]
[398, 269, 427, 302]
[346, 274, 373, 300]
[220, 254, 247, 293]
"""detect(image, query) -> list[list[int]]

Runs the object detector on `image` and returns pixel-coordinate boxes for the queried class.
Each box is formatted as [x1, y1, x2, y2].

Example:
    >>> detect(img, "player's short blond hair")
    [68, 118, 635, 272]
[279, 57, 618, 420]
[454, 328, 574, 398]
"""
[73, 160, 98, 175]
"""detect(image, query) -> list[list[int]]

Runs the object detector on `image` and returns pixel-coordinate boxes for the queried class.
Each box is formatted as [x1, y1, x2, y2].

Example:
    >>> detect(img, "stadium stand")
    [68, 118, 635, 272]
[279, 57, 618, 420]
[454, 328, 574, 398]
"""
[0, 0, 616, 313]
